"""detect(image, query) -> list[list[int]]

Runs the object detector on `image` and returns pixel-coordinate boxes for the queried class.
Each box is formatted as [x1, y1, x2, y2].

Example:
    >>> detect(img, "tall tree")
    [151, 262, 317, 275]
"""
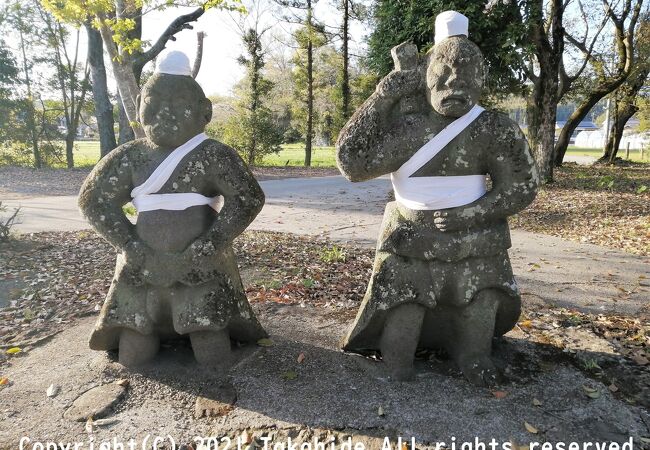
[85, 21, 117, 157]
[6, 2, 43, 168]
[514, 0, 607, 182]
[222, 1, 283, 165]
[600, 18, 649, 163]
[554, 0, 645, 166]
[45, 0, 243, 141]
[275, 0, 322, 166]
[332, 0, 368, 130]
[38, 3, 90, 168]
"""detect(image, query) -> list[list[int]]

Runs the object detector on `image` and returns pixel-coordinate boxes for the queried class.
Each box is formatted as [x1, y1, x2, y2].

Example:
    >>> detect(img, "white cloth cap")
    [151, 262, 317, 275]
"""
[434, 11, 469, 44]
[156, 50, 192, 76]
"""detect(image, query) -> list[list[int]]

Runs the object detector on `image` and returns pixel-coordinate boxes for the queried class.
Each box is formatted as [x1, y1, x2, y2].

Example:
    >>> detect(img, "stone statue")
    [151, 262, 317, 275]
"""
[336, 11, 539, 386]
[79, 51, 267, 368]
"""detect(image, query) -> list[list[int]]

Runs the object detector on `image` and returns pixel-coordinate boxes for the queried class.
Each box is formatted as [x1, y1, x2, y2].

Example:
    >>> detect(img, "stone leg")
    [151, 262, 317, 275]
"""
[118, 328, 159, 367]
[190, 329, 232, 370]
[447, 289, 504, 387]
[380, 303, 426, 381]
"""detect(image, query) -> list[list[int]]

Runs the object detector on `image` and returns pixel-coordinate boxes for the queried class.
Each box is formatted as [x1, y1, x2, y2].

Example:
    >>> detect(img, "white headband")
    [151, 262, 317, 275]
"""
[156, 50, 192, 76]
[434, 11, 469, 45]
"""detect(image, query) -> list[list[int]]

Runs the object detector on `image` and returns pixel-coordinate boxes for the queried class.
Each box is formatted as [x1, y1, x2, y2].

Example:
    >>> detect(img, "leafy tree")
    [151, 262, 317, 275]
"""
[275, 0, 323, 166]
[366, 0, 527, 101]
[554, 0, 646, 166]
[221, 22, 283, 165]
[44, 0, 244, 141]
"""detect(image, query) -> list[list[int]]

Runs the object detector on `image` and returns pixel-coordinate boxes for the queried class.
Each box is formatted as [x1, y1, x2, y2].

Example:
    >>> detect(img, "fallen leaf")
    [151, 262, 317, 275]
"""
[257, 338, 274, 347]
[6, 347, 21, 355]
[297, 352, 305, 364]
[93, 418, 119, 427]
[46, 384, 59, 398]
[524, 421, 539, 434]
[532, 398, 543, 406]
[608, 384, 619, 393]
[281, 370, 297, 381]
[116, 379, 129, 387]
[491, 390, 508, 399]
[587, 391, 601, 399]
[241, 431, 251, 444]
[582, 384, 597, 393]
[85, 417, 94, 433]
[0, 377, 9, 386]
[378, 406, 385, 417]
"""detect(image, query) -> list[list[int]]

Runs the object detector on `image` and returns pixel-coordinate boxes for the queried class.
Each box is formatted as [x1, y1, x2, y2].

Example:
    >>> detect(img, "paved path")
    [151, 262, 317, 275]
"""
[3, 176, 648, 316]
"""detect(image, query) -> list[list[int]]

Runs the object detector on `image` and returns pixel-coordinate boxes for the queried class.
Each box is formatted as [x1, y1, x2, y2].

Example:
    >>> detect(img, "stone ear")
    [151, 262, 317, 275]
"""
[203, 98, 212, 124]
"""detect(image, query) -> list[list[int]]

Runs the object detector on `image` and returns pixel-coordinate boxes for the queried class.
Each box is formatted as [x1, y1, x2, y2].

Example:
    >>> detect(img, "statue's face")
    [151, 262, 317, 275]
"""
[426, 37, 484, 118]
[138, 74, 212, 148]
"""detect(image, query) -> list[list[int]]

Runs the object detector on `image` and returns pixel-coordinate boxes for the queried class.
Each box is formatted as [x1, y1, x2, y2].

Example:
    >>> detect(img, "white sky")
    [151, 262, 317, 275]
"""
[108, 0, 370, 97]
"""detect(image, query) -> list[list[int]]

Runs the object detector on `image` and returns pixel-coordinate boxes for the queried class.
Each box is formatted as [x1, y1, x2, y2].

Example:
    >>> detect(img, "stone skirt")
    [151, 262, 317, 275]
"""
[341, 250, 520, 352]
[89, 248, 266, 350]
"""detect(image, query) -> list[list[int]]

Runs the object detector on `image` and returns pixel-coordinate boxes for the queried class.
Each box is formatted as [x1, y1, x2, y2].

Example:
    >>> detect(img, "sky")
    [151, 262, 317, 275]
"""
[102, 0, 370, 97]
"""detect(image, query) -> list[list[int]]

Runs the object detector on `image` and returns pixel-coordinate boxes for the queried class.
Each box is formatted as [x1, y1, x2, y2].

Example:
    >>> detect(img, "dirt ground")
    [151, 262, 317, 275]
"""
[0, 166, 340, 200]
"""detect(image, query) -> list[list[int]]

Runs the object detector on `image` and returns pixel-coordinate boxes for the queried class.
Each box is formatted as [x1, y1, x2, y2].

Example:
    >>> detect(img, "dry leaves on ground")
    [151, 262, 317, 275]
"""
[511, 163, 650, 256]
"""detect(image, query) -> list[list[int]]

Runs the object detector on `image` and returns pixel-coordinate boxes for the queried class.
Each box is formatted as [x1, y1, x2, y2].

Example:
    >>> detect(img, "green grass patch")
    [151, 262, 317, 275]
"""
[260, 143, 336, 167]
[66, 141, 335, 168]
[565, 146, 649, 163]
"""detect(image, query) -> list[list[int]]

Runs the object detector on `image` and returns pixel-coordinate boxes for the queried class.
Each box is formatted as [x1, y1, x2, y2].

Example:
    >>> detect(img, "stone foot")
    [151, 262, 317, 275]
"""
[118, 329, 159, 367]
[456, 353, 503, 387]
[380, 303, 426, 382]
[190, 329, 232, 370]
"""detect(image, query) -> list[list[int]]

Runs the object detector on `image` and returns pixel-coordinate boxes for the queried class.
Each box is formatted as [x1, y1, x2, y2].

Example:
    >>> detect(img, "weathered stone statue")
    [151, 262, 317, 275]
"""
[337, 12, 539, 386]
[79, 51, 266, 368]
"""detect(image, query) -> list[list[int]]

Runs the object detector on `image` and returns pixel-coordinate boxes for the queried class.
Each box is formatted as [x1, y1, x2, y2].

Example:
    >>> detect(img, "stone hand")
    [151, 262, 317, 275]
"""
[123, 240, 146, 269]
[433, 210, 466, 232]
[379, 69, 424, 101]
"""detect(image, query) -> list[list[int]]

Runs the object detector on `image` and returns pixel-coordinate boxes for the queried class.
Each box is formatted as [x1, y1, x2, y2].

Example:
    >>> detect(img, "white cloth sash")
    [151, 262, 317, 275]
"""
[131, 132, 224, 213]
[391, 105, 486, 211]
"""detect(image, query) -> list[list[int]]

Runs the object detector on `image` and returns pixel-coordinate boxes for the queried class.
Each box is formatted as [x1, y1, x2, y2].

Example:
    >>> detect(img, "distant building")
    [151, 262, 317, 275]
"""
[555, 120, 599, 144]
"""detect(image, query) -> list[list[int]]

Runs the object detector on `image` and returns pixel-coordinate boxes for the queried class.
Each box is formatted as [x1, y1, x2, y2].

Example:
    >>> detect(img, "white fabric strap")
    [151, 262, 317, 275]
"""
[131, 132, 224, 213]
[391, 105, 486, 211]
[394, 105, 484, 178]
[132, 193, 224, 213]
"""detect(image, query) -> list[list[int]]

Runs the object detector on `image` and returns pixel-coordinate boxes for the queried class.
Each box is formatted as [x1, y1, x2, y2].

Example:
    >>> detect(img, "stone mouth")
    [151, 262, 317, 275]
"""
[441, 95, 468, 106]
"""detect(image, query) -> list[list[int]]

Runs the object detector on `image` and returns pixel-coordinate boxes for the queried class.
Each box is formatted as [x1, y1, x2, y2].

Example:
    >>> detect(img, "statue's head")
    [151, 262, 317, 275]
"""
[426, 11, 485, 118]
[138, 51, 212, 147]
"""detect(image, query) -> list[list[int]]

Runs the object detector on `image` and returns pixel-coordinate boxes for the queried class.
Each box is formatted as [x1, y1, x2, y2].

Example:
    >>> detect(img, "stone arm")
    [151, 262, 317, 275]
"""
[184, 143, 265, 257]
[336, 69, 427, 182]
[78, 144, 140, 252]
[438, 119, 540, 229]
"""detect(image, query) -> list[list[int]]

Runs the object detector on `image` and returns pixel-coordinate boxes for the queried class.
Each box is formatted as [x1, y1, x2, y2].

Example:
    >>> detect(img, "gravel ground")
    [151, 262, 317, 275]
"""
[0, 166, 340, 200]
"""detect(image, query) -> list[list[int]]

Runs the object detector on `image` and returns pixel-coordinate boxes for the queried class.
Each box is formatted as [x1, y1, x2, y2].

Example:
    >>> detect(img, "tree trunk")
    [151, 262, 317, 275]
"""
[341, 0, 351, 122]
[97, 15, 145, 139]
[525, 0, 563, 183]
[118, 101, 135, 144]
[65, 131, 75, 168]
[554, 86, 623, 166]
[85, 22, 116, 158]
[18, 26, 41, 168]
[305, 0, 314, 167]
[600, 67, 649, 163]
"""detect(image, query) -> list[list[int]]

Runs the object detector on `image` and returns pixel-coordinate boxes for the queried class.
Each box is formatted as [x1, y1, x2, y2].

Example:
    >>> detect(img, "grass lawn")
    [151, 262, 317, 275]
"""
[67, 141, 337, 168]
[260, 143, 336, 167]
[67, 141, 648, 168]
[565, 146, 649, 163]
